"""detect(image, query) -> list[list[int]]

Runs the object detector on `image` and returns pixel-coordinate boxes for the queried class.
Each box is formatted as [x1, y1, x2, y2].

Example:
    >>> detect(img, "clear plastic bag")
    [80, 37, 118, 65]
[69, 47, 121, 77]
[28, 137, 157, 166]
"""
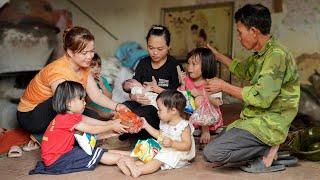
[190, 94, 220, 126]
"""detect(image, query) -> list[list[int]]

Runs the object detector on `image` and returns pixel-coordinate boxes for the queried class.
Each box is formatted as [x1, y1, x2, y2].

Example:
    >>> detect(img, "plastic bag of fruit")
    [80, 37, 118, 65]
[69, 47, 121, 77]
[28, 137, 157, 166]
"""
[115, 110, 143, 133]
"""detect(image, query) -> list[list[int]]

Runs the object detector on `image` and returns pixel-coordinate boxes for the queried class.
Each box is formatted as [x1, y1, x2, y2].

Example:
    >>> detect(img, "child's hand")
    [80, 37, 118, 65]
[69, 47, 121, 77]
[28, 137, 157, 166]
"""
[93, 73, 101, 82]
[98, 77, 104, 87]
[111, 119, 128, 134]
[162, 137, 173, 148]
[141, 117, 148, 129]
[190, 88, 202, 97]
[200, 126, 211, 144]
[176, 66, 186, 85]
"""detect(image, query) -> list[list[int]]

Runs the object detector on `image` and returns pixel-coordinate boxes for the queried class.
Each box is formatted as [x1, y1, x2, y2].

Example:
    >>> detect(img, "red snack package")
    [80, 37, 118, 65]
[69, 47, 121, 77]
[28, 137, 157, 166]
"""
[115, 110, 143, 133]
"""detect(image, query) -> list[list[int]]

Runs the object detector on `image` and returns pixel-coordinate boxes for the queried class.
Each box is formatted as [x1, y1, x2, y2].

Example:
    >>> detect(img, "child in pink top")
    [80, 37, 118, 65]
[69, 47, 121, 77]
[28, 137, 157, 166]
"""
[178, 48, 223, 144]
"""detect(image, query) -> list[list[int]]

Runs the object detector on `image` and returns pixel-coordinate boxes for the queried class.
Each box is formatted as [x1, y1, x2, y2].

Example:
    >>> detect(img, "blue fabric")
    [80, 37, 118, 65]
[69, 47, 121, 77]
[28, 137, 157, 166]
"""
[115, 41, 148, 69]
[29, 146, 106, 175]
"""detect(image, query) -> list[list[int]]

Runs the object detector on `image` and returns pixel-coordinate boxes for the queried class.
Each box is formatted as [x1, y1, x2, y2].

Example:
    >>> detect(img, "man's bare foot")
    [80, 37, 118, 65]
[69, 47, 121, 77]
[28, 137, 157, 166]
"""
[125, 159, 141, 178]
[263, 145, 280, 167]
[117, 158, 131, 176]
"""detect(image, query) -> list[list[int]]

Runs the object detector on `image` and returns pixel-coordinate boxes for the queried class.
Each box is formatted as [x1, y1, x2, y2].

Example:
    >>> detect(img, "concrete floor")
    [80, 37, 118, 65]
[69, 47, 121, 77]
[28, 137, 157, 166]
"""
[1, 137, 320, 180]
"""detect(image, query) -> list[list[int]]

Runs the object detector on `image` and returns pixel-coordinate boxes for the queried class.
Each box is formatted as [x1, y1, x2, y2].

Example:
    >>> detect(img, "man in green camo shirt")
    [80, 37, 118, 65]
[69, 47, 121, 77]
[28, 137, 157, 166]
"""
[203, 4, 300, 173]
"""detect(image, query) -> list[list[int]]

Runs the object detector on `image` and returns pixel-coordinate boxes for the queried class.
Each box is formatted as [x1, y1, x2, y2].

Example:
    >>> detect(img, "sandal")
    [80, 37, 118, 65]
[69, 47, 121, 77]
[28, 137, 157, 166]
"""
[273, 156, 298, 167]
[240, 158, 285, 173]
[22, 140, 40, 151]
[8, 145, 22, 158]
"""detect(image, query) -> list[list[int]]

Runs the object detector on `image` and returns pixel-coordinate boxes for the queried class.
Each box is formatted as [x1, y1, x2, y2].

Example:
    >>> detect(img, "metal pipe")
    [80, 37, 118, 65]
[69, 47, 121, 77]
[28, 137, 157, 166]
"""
[67, 0, 118, 40]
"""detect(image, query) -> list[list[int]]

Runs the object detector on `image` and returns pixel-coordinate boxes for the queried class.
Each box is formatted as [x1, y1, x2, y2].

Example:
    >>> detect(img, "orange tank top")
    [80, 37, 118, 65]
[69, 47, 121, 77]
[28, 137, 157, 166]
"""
[18, 55, 90, 112]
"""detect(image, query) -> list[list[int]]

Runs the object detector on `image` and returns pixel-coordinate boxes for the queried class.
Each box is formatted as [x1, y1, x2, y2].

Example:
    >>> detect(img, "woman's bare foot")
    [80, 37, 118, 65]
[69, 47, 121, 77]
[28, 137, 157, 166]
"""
[117, 158, 131, 176]
[125, 159, 142, 178]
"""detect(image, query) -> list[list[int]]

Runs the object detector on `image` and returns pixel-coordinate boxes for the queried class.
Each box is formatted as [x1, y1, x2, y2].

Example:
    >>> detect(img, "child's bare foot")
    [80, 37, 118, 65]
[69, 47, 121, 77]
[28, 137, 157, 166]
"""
[117, 158, 131, 176]
[200, 128, 210, 144]
[200, 133, 210, 144]
[206, 162, 223, 168]
[125, 159, 141, 178]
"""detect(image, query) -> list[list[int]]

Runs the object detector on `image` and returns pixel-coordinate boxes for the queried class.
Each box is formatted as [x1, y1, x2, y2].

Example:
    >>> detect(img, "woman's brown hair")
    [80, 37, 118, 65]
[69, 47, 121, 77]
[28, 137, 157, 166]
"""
[63, 26, 94, 54]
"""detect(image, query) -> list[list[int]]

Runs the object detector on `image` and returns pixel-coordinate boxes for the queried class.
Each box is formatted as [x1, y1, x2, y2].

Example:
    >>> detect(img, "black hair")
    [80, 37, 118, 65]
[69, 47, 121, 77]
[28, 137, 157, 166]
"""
[187, 48, 217, 79]
[234, 4, 271, 35]
[199, 29, 207, 41]
[191, 24, 199, 30]
[91, 53, 101, 67]
[121, 79, 136, 93]
[52, 81, 86, 114]
[156, 90, 186, 117]
[63, 26, 94, 53]
[146, 25, 171, 46]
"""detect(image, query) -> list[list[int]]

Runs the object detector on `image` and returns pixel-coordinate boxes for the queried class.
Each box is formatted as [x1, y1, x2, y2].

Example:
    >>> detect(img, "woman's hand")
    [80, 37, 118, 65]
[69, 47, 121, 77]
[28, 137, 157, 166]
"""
[111, 119, 128, 134]
[116, 104, 130, 112]
[162, 137, 173, 148]
[205, 78, 225, 94]
[143, 76, 161, 93]
[130, 93, 151, 105]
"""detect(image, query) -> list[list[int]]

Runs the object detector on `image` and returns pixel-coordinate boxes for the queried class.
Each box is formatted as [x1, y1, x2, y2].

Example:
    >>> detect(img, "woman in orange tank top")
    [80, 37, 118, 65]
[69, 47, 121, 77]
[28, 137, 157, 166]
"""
[17, 26, 128, 134]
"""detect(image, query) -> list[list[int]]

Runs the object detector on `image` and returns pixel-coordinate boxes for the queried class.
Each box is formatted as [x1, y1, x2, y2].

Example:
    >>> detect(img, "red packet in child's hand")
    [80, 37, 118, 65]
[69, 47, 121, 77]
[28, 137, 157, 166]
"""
[115, 110, 143, 133]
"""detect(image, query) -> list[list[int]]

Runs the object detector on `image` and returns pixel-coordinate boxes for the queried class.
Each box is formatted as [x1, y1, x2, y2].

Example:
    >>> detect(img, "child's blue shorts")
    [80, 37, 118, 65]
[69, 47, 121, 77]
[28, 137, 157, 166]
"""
[29, 146, 106, 175]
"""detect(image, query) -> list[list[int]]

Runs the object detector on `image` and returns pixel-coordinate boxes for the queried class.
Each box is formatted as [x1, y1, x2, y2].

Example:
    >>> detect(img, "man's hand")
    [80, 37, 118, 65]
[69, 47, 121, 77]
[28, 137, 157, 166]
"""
[206, 43, 220, 59]
[205, 77, 226, 94]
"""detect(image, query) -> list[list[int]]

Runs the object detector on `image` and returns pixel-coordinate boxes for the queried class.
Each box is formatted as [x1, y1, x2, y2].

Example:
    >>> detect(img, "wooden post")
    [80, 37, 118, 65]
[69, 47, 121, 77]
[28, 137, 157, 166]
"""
[273, 0, 283, 13]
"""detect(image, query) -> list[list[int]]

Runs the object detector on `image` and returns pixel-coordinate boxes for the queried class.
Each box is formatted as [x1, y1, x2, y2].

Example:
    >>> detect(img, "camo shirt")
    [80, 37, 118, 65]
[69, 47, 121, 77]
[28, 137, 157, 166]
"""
[227, 37, 300, 146]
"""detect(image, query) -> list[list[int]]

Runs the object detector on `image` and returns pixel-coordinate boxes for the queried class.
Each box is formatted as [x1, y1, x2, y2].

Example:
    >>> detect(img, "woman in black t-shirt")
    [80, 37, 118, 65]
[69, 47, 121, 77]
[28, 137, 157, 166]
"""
[122, 25, 182, 140]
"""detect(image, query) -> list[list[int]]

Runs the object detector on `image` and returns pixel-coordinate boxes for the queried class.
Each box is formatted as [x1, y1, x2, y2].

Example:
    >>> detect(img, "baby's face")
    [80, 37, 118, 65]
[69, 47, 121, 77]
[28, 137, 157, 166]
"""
[131, 80, 143, 87]
[124, 79, 142, 91]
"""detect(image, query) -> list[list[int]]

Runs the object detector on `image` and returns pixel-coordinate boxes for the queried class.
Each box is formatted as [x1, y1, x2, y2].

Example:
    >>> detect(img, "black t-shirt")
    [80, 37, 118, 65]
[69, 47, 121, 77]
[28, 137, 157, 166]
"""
[133, 56, 182, 90]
